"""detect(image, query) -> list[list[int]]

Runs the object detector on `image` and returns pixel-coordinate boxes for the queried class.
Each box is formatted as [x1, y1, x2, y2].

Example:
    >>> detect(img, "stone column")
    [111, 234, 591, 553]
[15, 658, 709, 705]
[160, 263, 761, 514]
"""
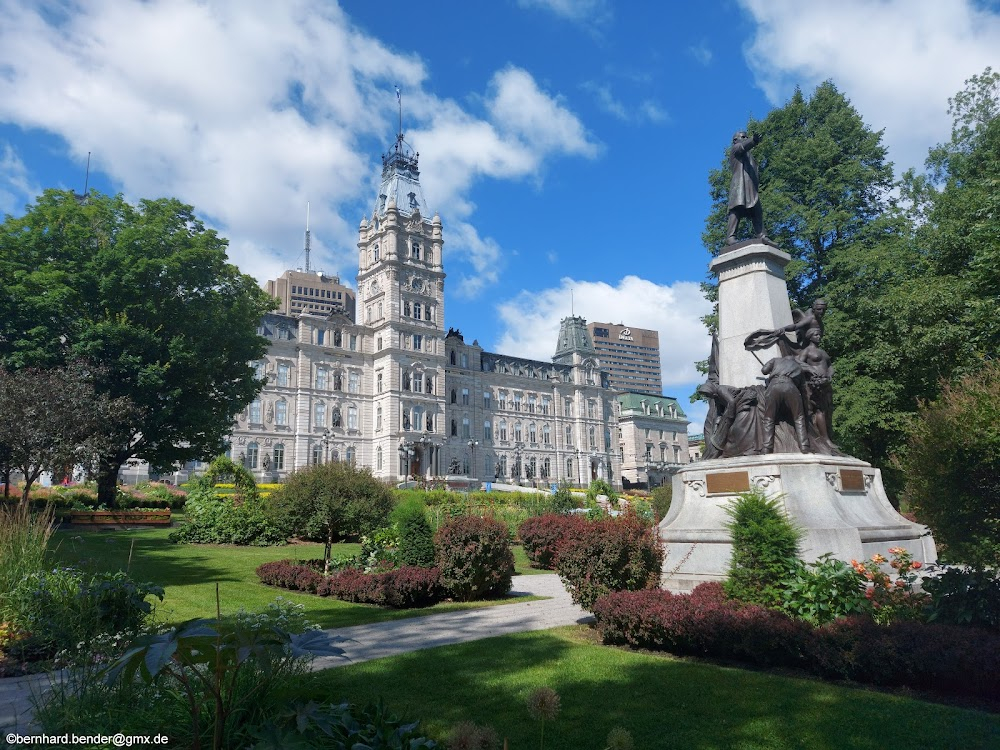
[709, 242, 794, 387]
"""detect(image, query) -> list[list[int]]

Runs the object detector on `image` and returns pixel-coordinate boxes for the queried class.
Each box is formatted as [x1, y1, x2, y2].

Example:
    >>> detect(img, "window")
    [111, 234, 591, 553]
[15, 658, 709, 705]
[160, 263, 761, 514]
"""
[246, 442, 259, 469]
[376, 445, 383, 470]
[366, 307, 372, 323]
[484, 392, 491, 409]
[316, 367, 328, 390]
[462, 417, 470, 439]
[373, 244, 380, 262]
[461, 353, 468, 368]
[411, 242, 420, 260]
[589, 426, 597, 448]
[450, 351, 456, 365]
[311, 444, 322, 465]
[316, 329, 325, 346]
[499, 455, 508, 477]
[377, 301, 383, 319]
[413, 334, 422, 351]
[334, 330, 342, 347]
[514, 422, 523, 442]
[542, 457, 551, 479]
[462, 388, 469, 405]
[277, 363, 290, 387]
[278, 326, 289, 341]
[376, 372, 383, 393]
[529, 423, 537, 443]
[349, 334, 357, 351]
[513, 393, 521, 412]
[254, 361, 265, 380]
[566, 458, 573, 478]
[275, 400, 287, 426]
[528, 395, 536, 413]
[314, 402, 326, 428]
[565, 425, 573, 446]
[249, 400, 262, 424]
[498, 392, 507, 410]
[348, 372, 360, 394]
[564, 397, 572, 417]
[484, 420, 492, 440]
[273, 444, 284, 471]
[451, 419, 457, 437]
[413, 372, 423, 393]
[413, 302, 422, 320]
[541, 397, 550, 415]
[645, 444, 653, 460]
[348, 406, 358, 430]
[413, 407, 424, 433]
[499, 420, 508, 441]
[542, 424, 551, 445]
[451, 389, 457, 404]
[426, 413, 434, 432]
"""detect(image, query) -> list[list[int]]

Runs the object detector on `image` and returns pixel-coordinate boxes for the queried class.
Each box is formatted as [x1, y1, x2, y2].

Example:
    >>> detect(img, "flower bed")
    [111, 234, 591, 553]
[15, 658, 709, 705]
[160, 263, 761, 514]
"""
[592, 583, 1000, 701]
[256, 560, 444, 609]
[68, 509, 172, 525]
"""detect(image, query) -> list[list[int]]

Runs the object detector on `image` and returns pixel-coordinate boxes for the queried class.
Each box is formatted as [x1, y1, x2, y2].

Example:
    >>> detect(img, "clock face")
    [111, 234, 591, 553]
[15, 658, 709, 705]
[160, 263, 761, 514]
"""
[412, 277, 424, 292]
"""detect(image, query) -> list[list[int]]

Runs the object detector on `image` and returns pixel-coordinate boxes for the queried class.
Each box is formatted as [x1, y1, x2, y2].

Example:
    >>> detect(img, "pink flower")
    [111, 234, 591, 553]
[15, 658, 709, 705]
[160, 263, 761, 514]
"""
[911, 561, 922, 569]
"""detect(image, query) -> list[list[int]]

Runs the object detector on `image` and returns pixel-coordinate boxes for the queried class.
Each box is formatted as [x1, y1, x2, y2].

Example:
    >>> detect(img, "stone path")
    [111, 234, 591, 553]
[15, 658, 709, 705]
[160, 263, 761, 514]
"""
[1, 574, 590, 734]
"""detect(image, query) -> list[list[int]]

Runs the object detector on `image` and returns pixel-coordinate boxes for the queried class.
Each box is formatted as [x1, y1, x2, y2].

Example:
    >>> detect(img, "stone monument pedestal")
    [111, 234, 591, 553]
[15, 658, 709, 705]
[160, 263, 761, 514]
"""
[659, 453, 937, 591]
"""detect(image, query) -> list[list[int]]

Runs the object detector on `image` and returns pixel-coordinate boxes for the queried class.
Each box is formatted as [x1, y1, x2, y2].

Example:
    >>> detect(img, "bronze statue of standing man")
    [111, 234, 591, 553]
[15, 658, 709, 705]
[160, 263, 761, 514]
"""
[726, 131, 765, 245]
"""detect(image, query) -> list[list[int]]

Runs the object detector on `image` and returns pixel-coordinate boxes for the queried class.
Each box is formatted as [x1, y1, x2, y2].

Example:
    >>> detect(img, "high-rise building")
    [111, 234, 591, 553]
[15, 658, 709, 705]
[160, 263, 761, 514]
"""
[266, 269, 355, 319]
[587, 322, 663, 395]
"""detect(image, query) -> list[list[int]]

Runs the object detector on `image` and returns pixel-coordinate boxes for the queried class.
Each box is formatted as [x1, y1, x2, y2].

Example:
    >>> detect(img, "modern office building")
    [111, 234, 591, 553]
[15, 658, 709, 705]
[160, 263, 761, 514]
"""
[266, 269, 355, 319]
[226, 129, 645, 486]
[587, 322, 663, 396]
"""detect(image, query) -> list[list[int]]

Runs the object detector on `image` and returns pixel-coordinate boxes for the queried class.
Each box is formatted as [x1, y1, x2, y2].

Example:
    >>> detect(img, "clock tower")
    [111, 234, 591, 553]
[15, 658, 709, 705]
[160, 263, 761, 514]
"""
[357, 131, 446, 481]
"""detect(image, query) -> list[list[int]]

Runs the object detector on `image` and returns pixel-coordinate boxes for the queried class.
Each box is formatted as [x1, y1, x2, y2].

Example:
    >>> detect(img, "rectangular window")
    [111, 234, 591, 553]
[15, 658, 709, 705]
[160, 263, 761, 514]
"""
[273, 444, 284, 471]
[484, 392, 491, 409]
[462, 417, 471, 439]
[484, 421, 492, 440]
[314, 402, 326, 428]
[413, 334, 422, 351]
[348, 406, 358, 430]
[564, 397, 572, 417]
[541, 397, 550, 415]
[254, 362, 265, 379]
[376, 371, 383, 393]
[316, 368, 328, 390]
[316, 329, 325, 345]
[462, 388, 469, 405]
[377, 336, 383, 351]
[277, 363, 290, 387]
[565, 425, 572, 447]
[249, 400, 261, 424]
[498, 392, 507, 410]
[275, 400, 287, 426]
[350, 334, 358, 351]
[413, 302, 422, 320]
[413, 373, 423, 393]
[461, 353, 468, 368]
[348, 372, 360, 394]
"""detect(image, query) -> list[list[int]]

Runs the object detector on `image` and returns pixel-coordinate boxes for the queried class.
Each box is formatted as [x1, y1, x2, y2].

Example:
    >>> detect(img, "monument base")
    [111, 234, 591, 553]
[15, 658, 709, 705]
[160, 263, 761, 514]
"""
[658, 454, 937, 592]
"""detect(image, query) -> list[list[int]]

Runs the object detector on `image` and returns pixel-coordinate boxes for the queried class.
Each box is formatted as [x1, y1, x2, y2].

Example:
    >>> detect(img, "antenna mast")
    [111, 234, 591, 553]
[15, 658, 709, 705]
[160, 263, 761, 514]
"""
[304, 202, 311, 273]
[395, 86, 402, 148]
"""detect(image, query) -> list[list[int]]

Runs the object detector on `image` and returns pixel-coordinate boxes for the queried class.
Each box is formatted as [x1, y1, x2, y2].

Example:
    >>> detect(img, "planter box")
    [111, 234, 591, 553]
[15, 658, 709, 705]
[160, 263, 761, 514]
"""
[69, 509, 172, 526]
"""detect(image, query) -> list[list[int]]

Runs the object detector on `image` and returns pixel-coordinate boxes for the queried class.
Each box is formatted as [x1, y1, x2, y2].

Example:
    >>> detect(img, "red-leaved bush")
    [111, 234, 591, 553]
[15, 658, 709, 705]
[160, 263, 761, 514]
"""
[555, 513, 663, 609]
[256, 560, 444, 608]
[434, 515, 514, 601]
[592, 583, 1000, 700]
[517, 514, 588, 569]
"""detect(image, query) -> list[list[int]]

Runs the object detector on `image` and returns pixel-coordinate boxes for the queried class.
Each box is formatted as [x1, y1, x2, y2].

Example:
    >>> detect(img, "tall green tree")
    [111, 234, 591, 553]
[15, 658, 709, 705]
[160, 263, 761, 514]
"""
[702, 81, 895, 308]
[0, 190, 275, 505]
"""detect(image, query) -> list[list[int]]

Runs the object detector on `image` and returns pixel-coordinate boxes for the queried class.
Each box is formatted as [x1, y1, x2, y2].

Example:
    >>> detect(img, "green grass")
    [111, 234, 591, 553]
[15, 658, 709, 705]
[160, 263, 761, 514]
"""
[513, 543, 551, 576]
[302, 626, 1000, 749]
[48, 526, 544, 628]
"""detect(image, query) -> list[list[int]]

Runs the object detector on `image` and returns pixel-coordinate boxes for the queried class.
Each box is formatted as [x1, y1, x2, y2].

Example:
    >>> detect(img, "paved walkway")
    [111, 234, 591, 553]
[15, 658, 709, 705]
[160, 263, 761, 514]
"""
[1, 574, 590, 734]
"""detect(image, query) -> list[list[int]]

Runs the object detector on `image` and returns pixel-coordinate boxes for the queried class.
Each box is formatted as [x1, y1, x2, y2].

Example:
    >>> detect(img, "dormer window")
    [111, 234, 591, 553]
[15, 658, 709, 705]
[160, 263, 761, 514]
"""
[411, 242, 421, 260]
[373, 244, 380, 262]
[408, 191, 418, 209]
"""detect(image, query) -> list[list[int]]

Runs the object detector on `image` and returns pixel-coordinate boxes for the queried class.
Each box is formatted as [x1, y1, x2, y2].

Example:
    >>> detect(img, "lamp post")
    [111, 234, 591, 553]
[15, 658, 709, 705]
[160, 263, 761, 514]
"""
[467, 439, 479, 481]
[513, 441, 524, 485]
[323, 428, 331, 463]
[397, 440, 414, 481]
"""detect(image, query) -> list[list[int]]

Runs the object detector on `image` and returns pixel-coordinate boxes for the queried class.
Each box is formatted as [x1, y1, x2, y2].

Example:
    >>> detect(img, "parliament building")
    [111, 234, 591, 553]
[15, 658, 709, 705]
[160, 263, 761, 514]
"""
[227, 132, 689, 488]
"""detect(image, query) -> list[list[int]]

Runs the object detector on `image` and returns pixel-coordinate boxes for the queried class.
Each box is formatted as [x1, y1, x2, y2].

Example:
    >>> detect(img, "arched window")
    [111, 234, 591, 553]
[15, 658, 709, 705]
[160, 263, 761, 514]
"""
[589, 426, 597, 448]
[514, 422, 523, 442]
[499, 419, 508, 441]
[273, 444, 285, 471]
[376, 445, 383, 470]
[376, 406, 382, 432]
[246, 442, 259, 469]
[543, 457, 551, 479]
[499, 455, 508, 477]
[566, 458, 573, 478]
[528, 423, 537, 443]
[542, 424, 551, 445]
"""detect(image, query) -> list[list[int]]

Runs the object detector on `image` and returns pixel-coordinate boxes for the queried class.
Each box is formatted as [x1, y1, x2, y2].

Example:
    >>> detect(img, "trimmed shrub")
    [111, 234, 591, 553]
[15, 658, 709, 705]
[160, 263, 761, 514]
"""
[394, 500, 436, 568]
[256, 560, 444, 609]
[434, 516, 514, 601]
[592, 584, 1000, 701]
[517, 514, 587, 569]
[923, 566, 1000, 631]
[556, 513, 663, 610]
[723, 489, 801, 607]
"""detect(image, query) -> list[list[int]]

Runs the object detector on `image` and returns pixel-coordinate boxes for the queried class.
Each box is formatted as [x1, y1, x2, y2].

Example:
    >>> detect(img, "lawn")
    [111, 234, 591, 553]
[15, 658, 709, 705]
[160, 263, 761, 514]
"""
[302, 626, 1000, 749]
[48, 525, 546, 628]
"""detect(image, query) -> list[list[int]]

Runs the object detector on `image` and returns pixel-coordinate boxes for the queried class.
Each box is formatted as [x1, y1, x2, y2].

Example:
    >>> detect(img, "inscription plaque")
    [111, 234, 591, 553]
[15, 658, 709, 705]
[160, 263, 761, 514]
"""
[840, 469, 866, 492]
[706, 471, 751, 495]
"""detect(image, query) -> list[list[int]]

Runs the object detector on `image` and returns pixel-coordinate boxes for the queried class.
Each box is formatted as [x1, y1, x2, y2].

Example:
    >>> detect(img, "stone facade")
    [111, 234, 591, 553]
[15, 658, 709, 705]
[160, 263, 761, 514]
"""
[616, 392, 690, 488]
[226, 133, 670, 487]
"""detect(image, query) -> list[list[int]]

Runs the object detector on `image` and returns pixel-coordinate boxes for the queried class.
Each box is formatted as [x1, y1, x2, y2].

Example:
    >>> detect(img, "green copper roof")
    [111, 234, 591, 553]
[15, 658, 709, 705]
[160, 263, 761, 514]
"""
[616, 391, 687, 419]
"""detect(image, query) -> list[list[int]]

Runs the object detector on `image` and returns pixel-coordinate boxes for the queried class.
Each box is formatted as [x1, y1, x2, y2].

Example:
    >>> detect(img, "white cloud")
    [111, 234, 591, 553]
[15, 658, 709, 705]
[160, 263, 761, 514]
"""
[0, 143, 39, 216]
[0, 3, 597, 295]
[581, 81, 669, 124]
[517, 0, 612, 25]
[740, 0, 1000, 171]
[493, 275, 713, 391]
[688, 42, 713, 66]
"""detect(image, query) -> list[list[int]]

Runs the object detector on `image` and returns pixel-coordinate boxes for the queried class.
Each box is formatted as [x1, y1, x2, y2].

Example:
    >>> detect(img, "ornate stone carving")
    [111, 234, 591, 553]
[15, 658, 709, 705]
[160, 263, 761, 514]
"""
[751, 474, 780, 490]
[684, 478, 707, 497]
[825, 472, 838, 487]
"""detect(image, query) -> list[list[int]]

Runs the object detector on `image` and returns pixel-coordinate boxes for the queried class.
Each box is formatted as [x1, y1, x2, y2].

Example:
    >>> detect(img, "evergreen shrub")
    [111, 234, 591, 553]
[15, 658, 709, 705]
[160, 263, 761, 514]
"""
[393, 499, 436, 568]
[723, 490, 801, 607]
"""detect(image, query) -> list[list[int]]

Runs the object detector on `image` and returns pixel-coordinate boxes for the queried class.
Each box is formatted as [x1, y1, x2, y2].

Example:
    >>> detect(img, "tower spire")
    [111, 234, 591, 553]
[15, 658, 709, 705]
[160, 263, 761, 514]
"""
[304, 202, 311, 273]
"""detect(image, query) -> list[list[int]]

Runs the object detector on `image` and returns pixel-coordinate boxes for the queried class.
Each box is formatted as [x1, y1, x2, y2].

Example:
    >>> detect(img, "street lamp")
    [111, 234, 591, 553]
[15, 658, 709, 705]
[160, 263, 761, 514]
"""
[398, 440, 415, 480]
[323, 429, 331, 463]
[467, 440, 479, 481]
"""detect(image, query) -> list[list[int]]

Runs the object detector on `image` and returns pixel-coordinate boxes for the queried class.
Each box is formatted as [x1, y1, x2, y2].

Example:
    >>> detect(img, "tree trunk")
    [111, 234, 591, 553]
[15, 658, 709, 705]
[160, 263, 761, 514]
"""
[324, 527, 333, 576]
[97, 455, 125, 508]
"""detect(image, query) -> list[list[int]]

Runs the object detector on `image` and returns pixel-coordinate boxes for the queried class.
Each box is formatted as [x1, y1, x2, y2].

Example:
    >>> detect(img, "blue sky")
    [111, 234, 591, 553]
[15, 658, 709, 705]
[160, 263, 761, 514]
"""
[2, 0, 999, 432]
